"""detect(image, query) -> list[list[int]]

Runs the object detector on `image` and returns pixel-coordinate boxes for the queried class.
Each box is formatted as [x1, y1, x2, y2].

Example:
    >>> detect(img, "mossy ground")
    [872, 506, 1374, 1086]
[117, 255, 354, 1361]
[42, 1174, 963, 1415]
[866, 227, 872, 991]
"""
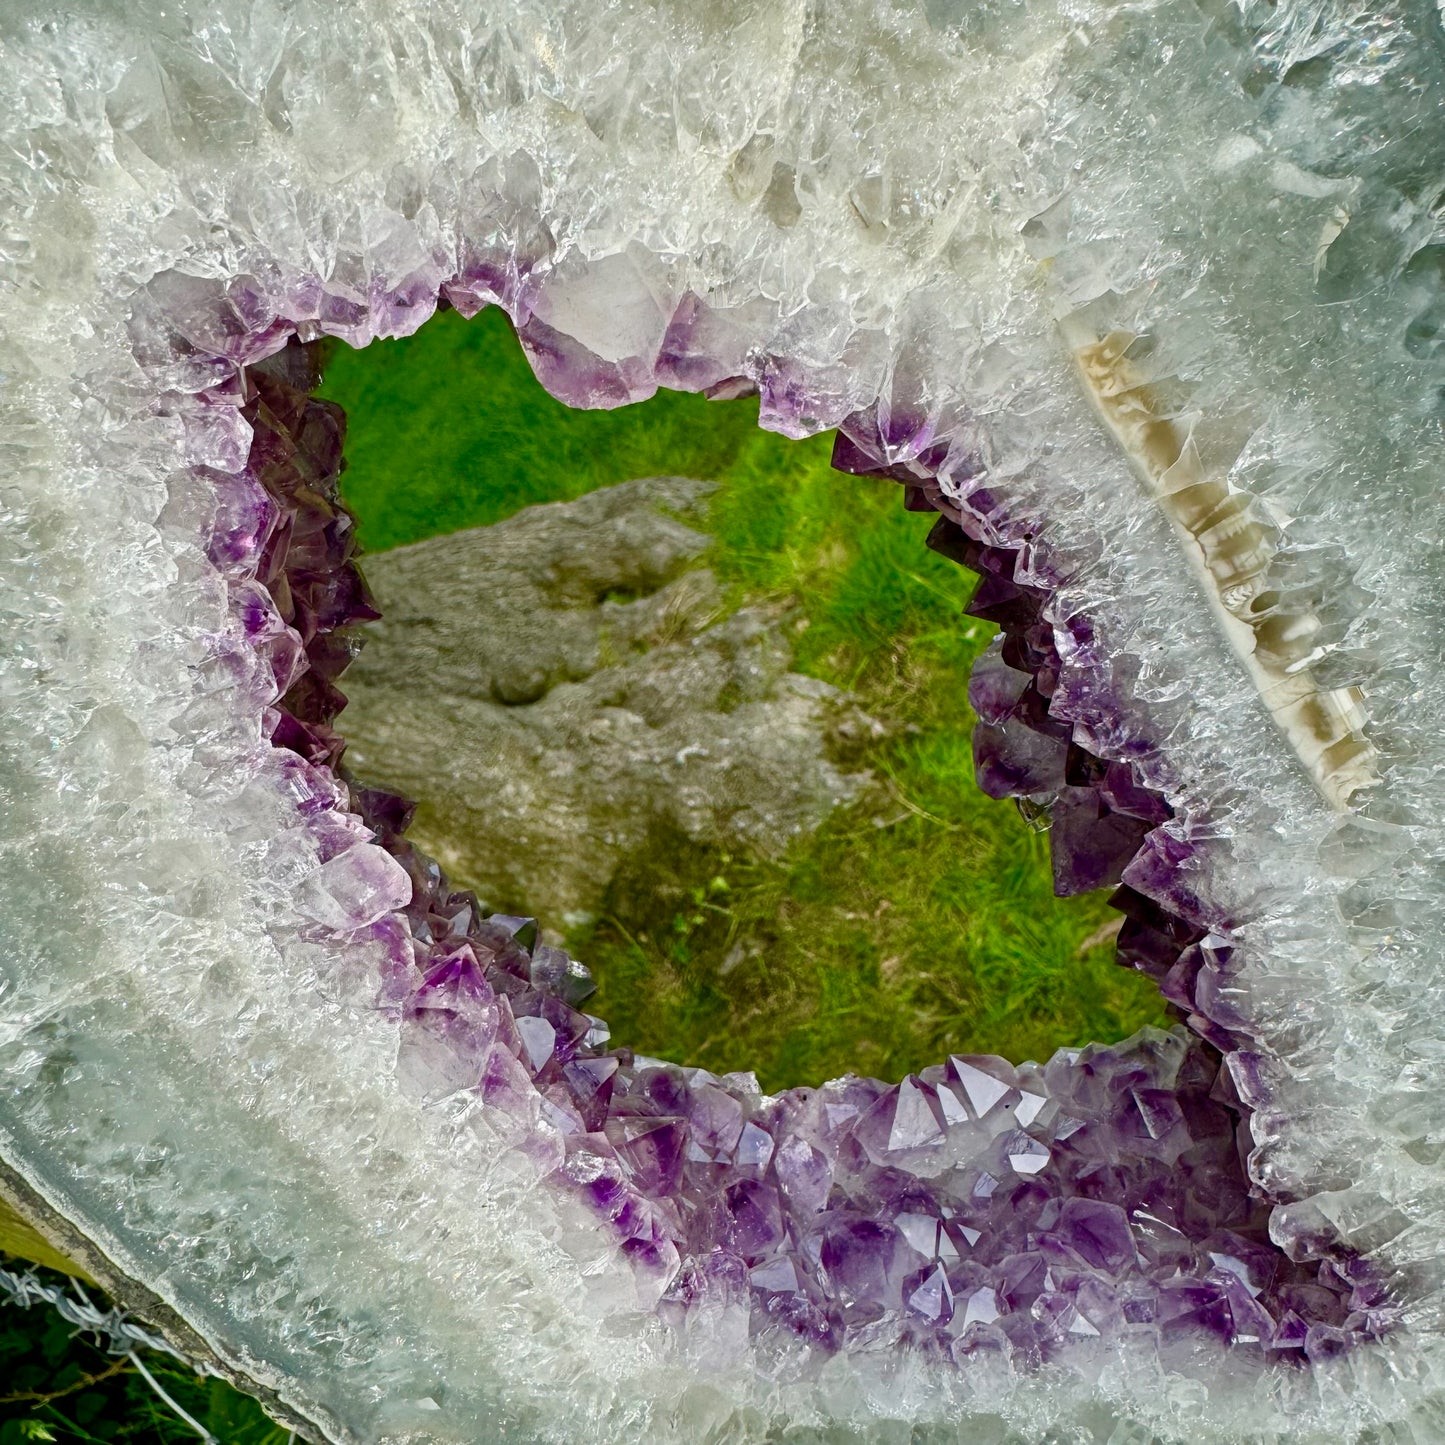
[320, 305, 1169, 1087]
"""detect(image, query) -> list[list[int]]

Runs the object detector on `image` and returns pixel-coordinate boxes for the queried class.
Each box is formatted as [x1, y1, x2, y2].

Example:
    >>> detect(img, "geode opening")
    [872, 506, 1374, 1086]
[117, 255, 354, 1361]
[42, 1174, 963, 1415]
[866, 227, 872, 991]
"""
[241, 325, 1390, 1370]
[6, 3, 1442, 1440]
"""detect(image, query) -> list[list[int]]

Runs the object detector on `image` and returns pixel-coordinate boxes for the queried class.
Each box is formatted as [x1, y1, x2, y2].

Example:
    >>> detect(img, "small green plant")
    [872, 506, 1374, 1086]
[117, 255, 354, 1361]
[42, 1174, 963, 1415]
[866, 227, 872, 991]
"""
[0, 1264, 289, 1444]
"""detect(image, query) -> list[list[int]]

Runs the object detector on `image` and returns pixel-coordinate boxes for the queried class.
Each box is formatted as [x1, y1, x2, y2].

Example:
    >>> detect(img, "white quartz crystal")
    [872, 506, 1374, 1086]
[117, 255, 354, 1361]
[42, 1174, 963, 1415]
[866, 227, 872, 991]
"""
[1, 0, 1443, 1440]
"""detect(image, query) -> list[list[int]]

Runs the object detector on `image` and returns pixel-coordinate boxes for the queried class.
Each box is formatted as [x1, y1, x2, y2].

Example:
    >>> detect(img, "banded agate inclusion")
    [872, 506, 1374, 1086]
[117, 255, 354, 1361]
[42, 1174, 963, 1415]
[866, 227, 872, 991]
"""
[2, 1, 1444, 1443]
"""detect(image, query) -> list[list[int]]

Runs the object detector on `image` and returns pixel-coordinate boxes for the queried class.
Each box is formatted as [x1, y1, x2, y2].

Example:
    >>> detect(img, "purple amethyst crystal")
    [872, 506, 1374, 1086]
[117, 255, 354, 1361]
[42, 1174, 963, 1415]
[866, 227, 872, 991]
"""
[228, 335, 1398, 1375]
[228, 331, 1395, 1376]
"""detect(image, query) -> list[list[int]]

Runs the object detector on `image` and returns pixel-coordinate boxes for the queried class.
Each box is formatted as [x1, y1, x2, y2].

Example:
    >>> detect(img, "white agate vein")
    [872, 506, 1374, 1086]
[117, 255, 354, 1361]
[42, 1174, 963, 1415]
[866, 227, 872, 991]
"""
[1066, 325, 1376, 810]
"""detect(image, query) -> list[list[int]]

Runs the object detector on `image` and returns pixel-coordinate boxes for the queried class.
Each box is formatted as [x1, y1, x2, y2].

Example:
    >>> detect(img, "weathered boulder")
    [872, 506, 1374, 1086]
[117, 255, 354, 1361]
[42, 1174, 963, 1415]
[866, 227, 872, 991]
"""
[341, 477, 878, 926]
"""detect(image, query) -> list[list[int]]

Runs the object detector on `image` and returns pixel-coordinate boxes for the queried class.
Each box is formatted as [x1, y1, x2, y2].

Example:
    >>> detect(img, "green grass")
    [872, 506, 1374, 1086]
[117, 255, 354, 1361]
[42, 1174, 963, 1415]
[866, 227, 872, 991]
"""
[322, 307, 765, 553]
[319, 304, 1169, 1087]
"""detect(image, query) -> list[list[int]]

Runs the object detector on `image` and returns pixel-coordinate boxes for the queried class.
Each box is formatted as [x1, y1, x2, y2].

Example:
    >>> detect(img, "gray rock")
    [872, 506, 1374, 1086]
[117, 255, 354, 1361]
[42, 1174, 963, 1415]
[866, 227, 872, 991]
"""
[341, 477, 880, 927]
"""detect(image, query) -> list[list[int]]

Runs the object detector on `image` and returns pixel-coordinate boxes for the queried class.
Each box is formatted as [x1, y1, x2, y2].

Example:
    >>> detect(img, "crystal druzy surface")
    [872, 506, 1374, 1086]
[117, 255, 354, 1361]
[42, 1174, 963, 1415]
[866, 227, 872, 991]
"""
[248, 344, 1386, 1364]
[2, 2, 1444, 1442]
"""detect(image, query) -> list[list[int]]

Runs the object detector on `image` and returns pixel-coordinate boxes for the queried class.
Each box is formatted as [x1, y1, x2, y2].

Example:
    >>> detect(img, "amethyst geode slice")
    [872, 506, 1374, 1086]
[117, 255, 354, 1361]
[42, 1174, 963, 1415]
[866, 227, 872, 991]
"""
[247, 337, 1390, 1365]
[5, 0, 1444, 1440]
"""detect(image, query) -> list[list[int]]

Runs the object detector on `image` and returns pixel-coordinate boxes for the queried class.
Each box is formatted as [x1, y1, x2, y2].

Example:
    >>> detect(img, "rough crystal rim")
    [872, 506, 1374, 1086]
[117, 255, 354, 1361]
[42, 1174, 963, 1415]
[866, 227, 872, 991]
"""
[6, 3, 1440, 1433]
[176, 287, 1394, 1418]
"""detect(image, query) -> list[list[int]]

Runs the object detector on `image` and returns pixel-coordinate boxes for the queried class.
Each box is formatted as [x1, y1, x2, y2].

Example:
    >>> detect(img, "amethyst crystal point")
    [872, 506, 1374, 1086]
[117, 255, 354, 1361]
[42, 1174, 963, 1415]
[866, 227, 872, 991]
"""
[948, 1057, 1017, 1120]
[971, 717, 1068, 800]
[854, 1076, 946, 1164]
[1050, 787, 1156, 897]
